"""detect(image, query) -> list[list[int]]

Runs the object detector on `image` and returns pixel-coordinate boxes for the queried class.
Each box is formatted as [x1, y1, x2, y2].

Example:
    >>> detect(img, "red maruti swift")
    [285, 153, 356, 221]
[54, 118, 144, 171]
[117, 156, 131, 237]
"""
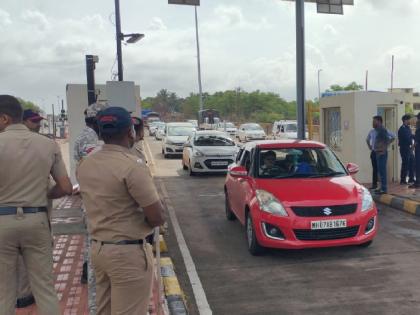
[224, 140, 377, 255]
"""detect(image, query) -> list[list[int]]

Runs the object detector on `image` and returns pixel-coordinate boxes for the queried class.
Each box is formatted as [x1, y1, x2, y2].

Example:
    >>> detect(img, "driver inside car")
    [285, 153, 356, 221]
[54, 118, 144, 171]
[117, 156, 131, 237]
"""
[260, 150, 279, 175]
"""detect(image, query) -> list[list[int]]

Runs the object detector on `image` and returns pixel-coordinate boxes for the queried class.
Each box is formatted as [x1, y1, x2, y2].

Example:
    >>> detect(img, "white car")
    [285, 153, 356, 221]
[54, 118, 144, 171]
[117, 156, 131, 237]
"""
[237, 123, 266, 142]
[182, 130, 238, 175]
[148, 121, 163, 136]
[162, 122, 196, 158]
[187, 119, 198, 128]
[216, 122, 238, 138]
[155, 124, 166, 141]
[272, 120, 298, 139]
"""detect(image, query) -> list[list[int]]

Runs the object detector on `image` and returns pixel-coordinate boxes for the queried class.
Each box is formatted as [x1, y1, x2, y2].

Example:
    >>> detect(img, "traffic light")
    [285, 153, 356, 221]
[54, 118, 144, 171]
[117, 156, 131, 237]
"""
[59, 109, 67, 122]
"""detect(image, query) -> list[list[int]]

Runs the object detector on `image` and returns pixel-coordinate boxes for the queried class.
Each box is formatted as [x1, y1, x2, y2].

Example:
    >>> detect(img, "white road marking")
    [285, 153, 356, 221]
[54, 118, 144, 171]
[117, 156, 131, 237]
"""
[145, 137, 212, 315]
[159, 181, 212, 315]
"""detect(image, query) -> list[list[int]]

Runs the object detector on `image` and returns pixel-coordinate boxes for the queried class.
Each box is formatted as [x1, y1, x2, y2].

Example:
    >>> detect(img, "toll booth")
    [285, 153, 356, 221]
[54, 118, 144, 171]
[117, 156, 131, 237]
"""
[320, 91, 406, 184]
[66, 82, 141, 182]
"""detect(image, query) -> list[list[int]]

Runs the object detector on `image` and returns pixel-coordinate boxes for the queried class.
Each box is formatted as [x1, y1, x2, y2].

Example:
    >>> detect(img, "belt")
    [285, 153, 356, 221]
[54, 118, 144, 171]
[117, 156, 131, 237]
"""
[92, 239, 144, 245]
[0, 207, 47, 215]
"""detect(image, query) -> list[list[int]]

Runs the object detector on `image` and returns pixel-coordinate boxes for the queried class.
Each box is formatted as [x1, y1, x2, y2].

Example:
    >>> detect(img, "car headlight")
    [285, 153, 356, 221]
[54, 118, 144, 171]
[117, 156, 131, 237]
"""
[361, 186, 374, 212]
[255, 190, 288, 216]
[193, 150, 204, 157]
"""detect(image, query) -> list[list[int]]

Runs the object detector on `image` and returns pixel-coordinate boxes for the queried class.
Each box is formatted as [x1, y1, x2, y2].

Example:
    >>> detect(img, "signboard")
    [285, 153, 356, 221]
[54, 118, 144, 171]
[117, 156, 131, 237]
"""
[283, 0, 353, 13]
[168, 0, 200, 5]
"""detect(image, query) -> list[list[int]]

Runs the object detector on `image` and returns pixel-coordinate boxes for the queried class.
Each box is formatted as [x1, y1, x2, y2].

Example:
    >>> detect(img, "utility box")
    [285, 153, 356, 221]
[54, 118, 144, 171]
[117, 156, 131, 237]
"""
[320, 91, 405, 184]
[66, 82, 141, 182]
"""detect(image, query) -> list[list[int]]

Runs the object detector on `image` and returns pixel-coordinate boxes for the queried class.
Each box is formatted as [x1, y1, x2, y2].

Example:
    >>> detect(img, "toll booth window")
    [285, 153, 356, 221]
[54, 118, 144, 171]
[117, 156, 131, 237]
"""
[324, 107, 342, 151]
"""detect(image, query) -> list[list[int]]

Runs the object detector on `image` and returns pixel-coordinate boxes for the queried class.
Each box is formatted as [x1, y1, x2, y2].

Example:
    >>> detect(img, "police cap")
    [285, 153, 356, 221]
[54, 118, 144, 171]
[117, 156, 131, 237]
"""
[97, 107, 132, 135]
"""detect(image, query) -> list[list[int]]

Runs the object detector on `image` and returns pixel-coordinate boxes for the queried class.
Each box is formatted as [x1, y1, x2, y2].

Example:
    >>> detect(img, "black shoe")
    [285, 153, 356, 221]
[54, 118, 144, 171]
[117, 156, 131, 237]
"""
[81, 261, 88, 284]
[369, 186, 378, 190]
[16, 294, 35, 308]
[409, 184, 420, 189]
[374, 189, 386, 195]
[400, 181, 408, 185]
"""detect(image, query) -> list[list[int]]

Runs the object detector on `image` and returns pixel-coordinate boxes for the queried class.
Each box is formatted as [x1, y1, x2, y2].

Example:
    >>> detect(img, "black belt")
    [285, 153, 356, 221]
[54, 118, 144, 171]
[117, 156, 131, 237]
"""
[0, 207, 47, 216]
[92, 239, 144, 245]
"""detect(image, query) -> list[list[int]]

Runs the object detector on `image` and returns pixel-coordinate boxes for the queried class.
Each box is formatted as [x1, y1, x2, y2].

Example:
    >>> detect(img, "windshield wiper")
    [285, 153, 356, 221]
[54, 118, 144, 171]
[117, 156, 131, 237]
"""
[308, 171, 346, 178]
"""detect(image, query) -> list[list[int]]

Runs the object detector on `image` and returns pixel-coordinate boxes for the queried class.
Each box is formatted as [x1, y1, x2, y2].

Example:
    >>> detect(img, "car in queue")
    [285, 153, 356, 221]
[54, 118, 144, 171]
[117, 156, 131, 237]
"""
[187, 119, 199, 128]
[162, 122, 196, 158]
[182, 130, 238, 176]
[155, 123, 166, 141]
[238, 123, 266, 142]
[216, 122, 238, 138]
[224, 140, 377, 255]
[148, 121, 163, 136]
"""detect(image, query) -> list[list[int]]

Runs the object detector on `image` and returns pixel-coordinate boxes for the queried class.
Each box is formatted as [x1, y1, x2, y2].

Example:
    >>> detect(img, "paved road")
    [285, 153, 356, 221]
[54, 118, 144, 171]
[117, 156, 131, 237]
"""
[145, 135, 420, 315]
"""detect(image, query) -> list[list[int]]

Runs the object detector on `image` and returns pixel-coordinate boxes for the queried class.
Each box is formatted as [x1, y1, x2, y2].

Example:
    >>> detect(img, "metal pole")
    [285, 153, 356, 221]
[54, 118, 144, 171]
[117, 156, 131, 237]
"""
[296, 0, 306, 140]
[194, 6, 204, 111]
[365, 70, 368, 90]
[317, 69, 322, 101]
[115, 0, 124, 81]
[86, 55, 97, 105]
[52, 104, 55, 139]
[391, 55, 394, 92]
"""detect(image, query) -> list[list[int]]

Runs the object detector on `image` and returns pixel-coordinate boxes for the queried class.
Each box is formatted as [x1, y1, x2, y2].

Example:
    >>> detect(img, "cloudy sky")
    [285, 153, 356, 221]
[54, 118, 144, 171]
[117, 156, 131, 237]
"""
[1, 0, 420, 113]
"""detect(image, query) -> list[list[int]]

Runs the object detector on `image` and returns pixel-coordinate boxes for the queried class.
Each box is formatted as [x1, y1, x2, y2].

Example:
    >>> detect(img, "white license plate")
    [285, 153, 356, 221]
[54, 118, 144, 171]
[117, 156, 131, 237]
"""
[311, 219, 347, 230]
[211, 161, 228, 166]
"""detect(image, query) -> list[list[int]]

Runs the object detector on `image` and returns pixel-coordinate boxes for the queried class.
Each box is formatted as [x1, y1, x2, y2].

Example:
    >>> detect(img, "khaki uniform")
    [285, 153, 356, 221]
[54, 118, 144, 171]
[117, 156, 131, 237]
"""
[131, 141, 148, 164]
[77, 144, 159, 315]
[0, 124, 68, 315]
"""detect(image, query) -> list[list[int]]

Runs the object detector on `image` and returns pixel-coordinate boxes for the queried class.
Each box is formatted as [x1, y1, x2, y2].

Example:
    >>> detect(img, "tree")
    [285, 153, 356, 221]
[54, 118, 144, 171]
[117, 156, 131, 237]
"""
[18, 98, 42, 113]
[327, 82, 363, 92]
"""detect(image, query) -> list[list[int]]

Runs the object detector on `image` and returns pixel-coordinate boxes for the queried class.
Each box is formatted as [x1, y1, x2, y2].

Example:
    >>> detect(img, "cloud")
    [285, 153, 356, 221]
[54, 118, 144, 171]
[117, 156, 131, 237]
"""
[147, 17, 167, 31]
[21, 10, 50, 31]
[0, 9, 12, 27]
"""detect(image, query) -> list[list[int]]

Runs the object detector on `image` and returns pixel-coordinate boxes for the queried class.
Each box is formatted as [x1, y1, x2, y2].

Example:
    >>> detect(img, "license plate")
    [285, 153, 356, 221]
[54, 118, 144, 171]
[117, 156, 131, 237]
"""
[211, 161, 228, 166]
[311, 219, 347, 230]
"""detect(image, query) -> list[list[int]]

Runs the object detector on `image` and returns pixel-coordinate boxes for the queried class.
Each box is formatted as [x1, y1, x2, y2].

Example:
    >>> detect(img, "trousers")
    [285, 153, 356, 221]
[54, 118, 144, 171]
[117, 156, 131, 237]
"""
[0, 212, 60, 315]
[91, 241, 154, 315]
[370, 151, 378, 187]
[376, 152, 388, 193]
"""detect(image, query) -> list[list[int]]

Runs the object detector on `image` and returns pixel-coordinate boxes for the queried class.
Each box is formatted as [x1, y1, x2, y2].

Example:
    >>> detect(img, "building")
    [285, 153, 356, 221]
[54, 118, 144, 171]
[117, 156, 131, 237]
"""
[320, 91, 405, 184]
[388, 88, 420, 115]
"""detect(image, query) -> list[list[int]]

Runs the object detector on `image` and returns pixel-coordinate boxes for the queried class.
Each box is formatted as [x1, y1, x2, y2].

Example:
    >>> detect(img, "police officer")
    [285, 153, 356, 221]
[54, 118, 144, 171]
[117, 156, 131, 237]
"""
[73, 102, 107, 315]
[410, 114, 420, 189]
[0, 95, 72, 315]
[398, 114, 415, 184]
[22, 109, 45, 133]
[77, 107, 165, 314]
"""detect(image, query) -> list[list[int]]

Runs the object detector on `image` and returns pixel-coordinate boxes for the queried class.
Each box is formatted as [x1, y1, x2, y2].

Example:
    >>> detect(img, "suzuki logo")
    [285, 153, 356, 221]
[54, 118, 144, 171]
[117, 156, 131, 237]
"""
[323, 207, 332, 216]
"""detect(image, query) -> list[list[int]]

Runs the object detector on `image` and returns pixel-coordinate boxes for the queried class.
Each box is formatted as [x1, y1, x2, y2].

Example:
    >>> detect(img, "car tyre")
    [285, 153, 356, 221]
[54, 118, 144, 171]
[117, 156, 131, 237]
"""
[189, 161, 195, 176]
[358, 240, 373, 248]
[225, 191, 236, 221]
[246, 212, 264, 256]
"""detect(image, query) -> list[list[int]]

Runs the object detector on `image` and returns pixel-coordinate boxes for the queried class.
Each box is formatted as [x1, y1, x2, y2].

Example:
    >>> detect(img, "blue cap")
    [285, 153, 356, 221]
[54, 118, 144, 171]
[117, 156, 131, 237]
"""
[97, 107, 132, 135]
[23, 109, 44, 121]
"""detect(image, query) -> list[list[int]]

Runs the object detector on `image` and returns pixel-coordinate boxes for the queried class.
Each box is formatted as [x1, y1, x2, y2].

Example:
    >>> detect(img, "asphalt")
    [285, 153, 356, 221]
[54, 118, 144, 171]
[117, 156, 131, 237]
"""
[145, 135, 420, 315]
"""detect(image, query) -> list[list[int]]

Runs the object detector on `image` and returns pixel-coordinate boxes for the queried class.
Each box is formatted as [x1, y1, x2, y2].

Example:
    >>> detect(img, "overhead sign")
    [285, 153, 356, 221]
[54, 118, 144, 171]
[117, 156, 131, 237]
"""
[316, 0, 353, 14]
[168, 0, 200, 5]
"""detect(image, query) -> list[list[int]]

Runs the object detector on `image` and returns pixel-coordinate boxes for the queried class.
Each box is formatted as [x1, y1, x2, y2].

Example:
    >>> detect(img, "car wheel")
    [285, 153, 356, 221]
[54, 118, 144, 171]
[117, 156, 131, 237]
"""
[246, 212, 264, 256]
[189, 161, 195, 176]
[359, 240, 373, 248]
[225, 191, 236, 221]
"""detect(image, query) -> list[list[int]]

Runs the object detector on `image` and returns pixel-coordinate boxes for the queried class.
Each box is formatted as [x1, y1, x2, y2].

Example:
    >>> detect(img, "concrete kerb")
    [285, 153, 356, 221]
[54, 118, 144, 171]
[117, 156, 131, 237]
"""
[373, 193, 420, 216]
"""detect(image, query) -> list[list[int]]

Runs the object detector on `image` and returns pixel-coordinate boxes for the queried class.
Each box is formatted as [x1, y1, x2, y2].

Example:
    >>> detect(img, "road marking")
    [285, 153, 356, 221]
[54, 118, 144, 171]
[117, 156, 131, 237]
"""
[159, 180, 212, 315]
[146, 137, 212, 314]
[144, 137, 156, 176]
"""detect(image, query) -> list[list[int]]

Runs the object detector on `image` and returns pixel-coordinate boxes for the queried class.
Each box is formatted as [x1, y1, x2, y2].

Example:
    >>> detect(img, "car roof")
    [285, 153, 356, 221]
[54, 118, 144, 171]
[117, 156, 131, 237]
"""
[242, 140, 326, 150]
[194, 130, 227, 136]
[240, 123, 261, 127]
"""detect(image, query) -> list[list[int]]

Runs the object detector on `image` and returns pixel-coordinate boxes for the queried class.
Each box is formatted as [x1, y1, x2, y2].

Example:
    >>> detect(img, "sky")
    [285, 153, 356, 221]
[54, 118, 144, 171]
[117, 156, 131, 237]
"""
[1, 0, 420, 113]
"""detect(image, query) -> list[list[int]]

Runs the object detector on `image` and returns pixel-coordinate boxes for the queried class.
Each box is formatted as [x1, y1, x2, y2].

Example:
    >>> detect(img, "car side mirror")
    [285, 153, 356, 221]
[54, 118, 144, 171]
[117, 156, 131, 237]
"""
[229, 165, 248, 177]
[346, 163, 359, 175]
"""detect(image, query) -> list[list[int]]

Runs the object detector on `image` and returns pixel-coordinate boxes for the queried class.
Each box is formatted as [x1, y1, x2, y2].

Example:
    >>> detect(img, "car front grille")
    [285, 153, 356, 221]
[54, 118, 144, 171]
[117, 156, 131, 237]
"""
[204, 159, 233, 170]
[291, 204, 357, 217]
[294, 226, 359, 241]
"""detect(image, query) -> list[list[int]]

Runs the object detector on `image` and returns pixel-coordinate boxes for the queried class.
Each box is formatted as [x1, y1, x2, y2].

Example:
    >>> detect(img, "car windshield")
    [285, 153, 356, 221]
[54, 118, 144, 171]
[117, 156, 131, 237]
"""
[168, 126, 195, 136]
[221, 123, 235, 128]
[257, 147, 347, 179]
[194, 135, 235, 146]
[286, 124, 297, 132]
[244, 124, 262, 131]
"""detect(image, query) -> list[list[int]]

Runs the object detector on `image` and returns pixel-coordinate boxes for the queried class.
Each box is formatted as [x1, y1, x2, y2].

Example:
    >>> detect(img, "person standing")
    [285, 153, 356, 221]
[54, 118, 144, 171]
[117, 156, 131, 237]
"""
[409, 114, 420, 189]
[366, 128, 379, 190]
[372, 115, 395, 194]
[77, 107, 165, 314]
[398, 114, 415, 184]
[0, 95, 72, 315]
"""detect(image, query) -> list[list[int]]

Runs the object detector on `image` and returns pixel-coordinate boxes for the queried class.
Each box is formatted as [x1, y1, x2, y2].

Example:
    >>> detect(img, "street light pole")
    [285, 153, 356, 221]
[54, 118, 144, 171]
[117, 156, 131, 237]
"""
[296, 0, 306, 140]
[194, 5, 204, 111]
[115, 0, 124, 81]
[317, 69, 322, 101]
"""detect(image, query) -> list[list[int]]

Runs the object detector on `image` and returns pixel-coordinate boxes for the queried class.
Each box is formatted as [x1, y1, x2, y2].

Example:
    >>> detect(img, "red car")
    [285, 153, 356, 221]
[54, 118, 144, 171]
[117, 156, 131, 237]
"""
[224, 140, 377, 255]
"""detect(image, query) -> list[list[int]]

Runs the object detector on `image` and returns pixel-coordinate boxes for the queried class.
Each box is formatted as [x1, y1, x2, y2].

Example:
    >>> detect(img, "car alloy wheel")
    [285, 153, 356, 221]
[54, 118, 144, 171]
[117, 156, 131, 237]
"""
[225, 191, 236, 221]
[246, 213, 264, 256]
